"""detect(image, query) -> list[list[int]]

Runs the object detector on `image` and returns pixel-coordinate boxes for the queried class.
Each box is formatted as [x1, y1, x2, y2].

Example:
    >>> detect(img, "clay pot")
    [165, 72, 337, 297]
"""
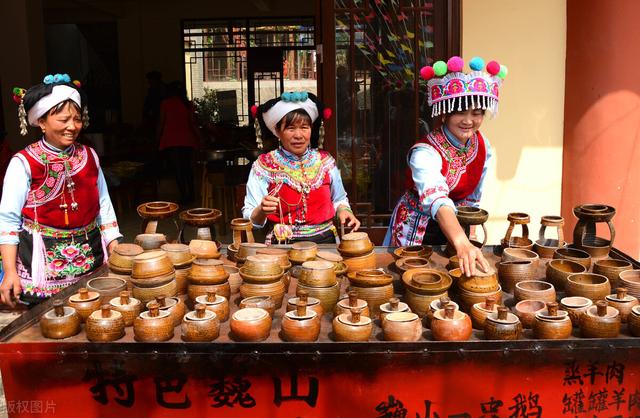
[484, 306, 522, 340]
[181, 304, 220, 342]
[470, 296, 498, 330]
[230, 308, 272, 342]
[240, 296, 276, 317]
[580, 300, 620, 338]
[497, 260, 537, 293]
[296, 282, 340, 313]
[174, 267, 190, 295]
[402, 268, 452, 295]
[195, 291, 229, 322]
[108, 243, 144, 274]
[133, 302, 174, 342]
[281, 300, 321, 342]
[342, 250, 377, 272]
[287, 241, 318, 264]
[404, 289, 448, 318]
[628, 306, 640, 337]
[189, 239, 221, 259]
[533, 302, 572, 339]
[189, 259, 229, 285]
[68, 288, 101, 323]
[546, 259, 587, 291]
[134, 233, 167, 251]
[132, 279, 178, 303]
[457, 285, 503, 312]
[566, 273, 611, 302]
[392, 245, 433, 261]
[349, 283, 393, 314]
[395, 257, 430, 274]
[425, 297, 459, 328]
[446, 256, 460, 271]
[40, 300, 81, 339]
[240, 280, 285, 308]
[86, 305, 126, 342]
[347, 269, 393, 287]
[431, 305, 472, 341]
[287, 290, 323, 317]
[382, 312, 422, 342]
[226, 243, 239, 262]
[86, 276, 128, 304]
[501, 248, 539, 264]
[379, 297, 411, 322]
[242, 255, 283, 277]
[188, 282, 230, 302]
[256, 248, 291, 270]
[315, 251, 343, 264]
[151, 296, 187, 328]
[454, 267, 499, 293]
[224, 266, 242, 294]
[619, 270, 640, 299]
[594, 259, 633, 289]
[514, 299, 547, 329]
[553, 248, 591, 271]
[332, 307, 372, 341]
[109, 291, 142, 327]
[161, 243, 194, 266]
[237, 242, 268, 263]
[334, 291, 370, 318]
[298, 260, 337, 287]
[514, 280, 556, 304]
[606, 288, 638, 323]
[129, 271, 175, 289]
[337, 232, 374, 257]
[131, 250, 175, 279]
[560, 296, 593, 327]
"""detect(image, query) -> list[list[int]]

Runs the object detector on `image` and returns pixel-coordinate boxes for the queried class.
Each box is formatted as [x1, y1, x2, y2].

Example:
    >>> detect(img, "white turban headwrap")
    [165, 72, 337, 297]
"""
[261, 98, 319, 137]
[27, 85, 81, 127]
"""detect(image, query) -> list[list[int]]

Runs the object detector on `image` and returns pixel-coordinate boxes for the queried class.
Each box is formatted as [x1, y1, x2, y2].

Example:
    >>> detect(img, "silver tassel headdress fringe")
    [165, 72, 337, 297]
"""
[254, 117, 263, 150]
[18, 101, 28, 136]
[82, 107, 90, 129]
[318, 120, 325, 149]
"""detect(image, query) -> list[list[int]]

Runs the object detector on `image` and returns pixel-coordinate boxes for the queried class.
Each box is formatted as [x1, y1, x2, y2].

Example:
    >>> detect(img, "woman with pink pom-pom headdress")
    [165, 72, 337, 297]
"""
[384, 56, 507, 277]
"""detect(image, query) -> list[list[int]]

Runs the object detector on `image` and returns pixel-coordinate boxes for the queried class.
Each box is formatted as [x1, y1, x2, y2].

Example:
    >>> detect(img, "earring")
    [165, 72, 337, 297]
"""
[41, 127, 46, 134]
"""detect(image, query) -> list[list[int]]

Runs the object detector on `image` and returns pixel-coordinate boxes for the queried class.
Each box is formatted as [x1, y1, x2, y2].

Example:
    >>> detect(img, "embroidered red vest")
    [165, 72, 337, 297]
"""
[404, 128, 486, 201]
[254, 149, 336, 225]
[17, 140, 100, 229]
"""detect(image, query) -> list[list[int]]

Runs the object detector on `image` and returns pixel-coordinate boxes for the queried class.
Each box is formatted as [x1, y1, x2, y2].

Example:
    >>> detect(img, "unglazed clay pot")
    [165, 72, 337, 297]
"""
[188, 282, 230, 302]
[40, 300, 81, 339]
[332, 307, 372, 342]
[150, 296, 186, 328]
[240, 296, 276, 317]
[379, 297, 411, 322]
[566, 273, 611, 302]
[281, 300, 321, 342]
[553, 248, 591, 271]
[224, 265, 242, 294]
[286, 290, 323, 317]
[342, 250, 377, 273]
[334, 291, 370, 318]
[230, 308, 272, 342]
[131, 250, 174, 279]
[240, 280, 285, 308]
[470, 296, 499, 330]
[86, 276, 128, 304]
[195, 291, 229, 322]
[392, 245, 433, 261]
[430, 305, 472, 341]
[628, 305, 640, 337]
[514, 280, 556, 304]
[296, 282, 340, 313]
[349, 283, 393, 314]
[68, 288, 101, 323]
[514, 299, 546, 329]
[594, 259, 633, 289]
[108, 243, 144, 274]
[382, 312, 422, 342]
[497, 260, 537, 293]
[133, 302, 174, 342]
[161, 243, 194, 266]
[86, 305, 126, 342]
[287, 241, 318, 263]
[546, 259, 586, 291]
[337, 232, 374, 257]
[298, 260, 337, 287]
[501, 248, 539, 264]
[560, 296, 593, 327]
[181, 304, 220, 342]
[109, 291, 142, 327]
[455, 267, 499, 293]
[404, 289, 449, 318]
[606, 288, 638, 323]
[580, 300, 620, 338]
[484, 306, 522, 340]
[189, 259, 229, 285]
[425, 297, 459, 328]
[533, 302, 572, 339]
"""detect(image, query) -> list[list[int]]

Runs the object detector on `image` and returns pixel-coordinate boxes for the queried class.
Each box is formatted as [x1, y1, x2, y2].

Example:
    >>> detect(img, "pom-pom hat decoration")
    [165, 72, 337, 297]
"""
[419, 56, 506, 117]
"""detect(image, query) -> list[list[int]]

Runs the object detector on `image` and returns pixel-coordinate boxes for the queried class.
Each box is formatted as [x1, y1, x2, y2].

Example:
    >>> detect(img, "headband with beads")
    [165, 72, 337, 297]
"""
[420, 56, 507, 117]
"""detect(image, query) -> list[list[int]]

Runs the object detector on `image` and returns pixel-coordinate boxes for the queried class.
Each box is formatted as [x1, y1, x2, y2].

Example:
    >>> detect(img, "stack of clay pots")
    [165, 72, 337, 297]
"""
[449, 266, 502, 311]
[130, 251, 177, 303]
[161, 243, 195, 295]
[401, 268, 452, 317]
[296, 260, 339, 313]
[338, 232, 376, 272]
[239, 255, 286, 308]
[107, 243, 144, 288]
[256, 248, 292, 293]
[188, 259, 230, 305]
[346, 269, 394, 315]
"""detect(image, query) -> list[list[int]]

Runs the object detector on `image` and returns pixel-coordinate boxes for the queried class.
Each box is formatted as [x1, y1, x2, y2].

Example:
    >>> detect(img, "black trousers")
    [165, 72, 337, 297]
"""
[164, 146, 195, 203]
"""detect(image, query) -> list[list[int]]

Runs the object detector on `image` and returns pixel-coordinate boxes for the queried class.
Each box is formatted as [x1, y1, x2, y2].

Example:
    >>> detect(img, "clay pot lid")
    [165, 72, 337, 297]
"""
[337, 294, 368, 310]
[185, 305, 217, 322]
[380, 298, 409, 314]
[43, 302, 77, 319]
[136, 201, 179, 218]
[89, 306, 123, 321]
[341, 232, 369, 241]
[402, 268, 452, 295]
[288, 296, 321, 307]
[110, 292, 141, 308]
[429, 298, 458, 312]
[487, 307, 519, 325]
[472, 297, 499, 314]
[315, 251, 343, 263]
[337, 312, 372, 326]
[147, 296, 179, 310]
[560, 296, 592, 308]
[232, 307, 269, 322]
[114, 243, 144, 257]
[256, 247, 288, 256]
[586, 301, 619, 319]
[291, 241, 317, 250]
[133, 250, 168, 262]
[433, 307, 467, 321]
[69, 288, 100, 303]
[395, 256, 430, 272]
[302, 259, 335, 271]
[195, 294, 226, 306]
[347, 270, 393, 287]
[385, 312, 419, 323]
[139, 309, 171, 320]
[606, 288, 637, 303]
[172, 255, 197, 268]
[536, 303, 569, 321]
[393, 245, 433, 260]
[284, 309, 317, 321]
[238, 266, 284, 282]
[632, 305, 640, 316]
[161, 243, 190, 253]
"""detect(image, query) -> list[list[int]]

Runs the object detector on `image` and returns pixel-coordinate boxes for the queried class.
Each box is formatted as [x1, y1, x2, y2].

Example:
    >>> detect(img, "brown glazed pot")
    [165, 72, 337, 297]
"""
[86, 305, 126, 342]
[553, 248, 592, 271]
[393, 245, 433, 261]
[230, 308, 272, 342]
[425, 297, 459, 328]
[566, 273, 611, 302]
[470, 296, 499, 330]
[224, 265, 242, 294]
[189, 259, 229, 285]
[456, 286, 503, 312]
[430, 305, 472, 341]
[195, 291, 229, 322]
[455, 267, 499, 293]
[337, 232, 374, 257]
[296, 282, 340, 313]
[501, 248, 539, 264]
[514, 299, 547, 329]
[560, 296, 593, 327]
[240, 296, 276, 317]
[68, 288, 101, 323]
[379, 297, 411, 322]
[497, 260, 537, 293]
[181, 304, 220, 342]
[580, 300, 620, 338]
[133, 302, 175, 342]
[546, 259, 587, 291]
[131, 250, 174, 279]
[514, 280, 556, 304]
[134, 233, 167, 251]
[404, 289, 448, 318]
[619, 270, 640, 299]
[342, 251, 377, 273]
[628, 306, 640, 337]
[332, 307, 372, 342]
[188, 239, 221, 259]
[174, 267, 190, 295]
[109, 291, 142, 327]
[286, 290, 324, 318]
[40, 300, 81, 339]
[287, 241, 318, 263]
[281, 300, 321, 342]
[532, 302, 572, 339]
[334, 291, 370, 318]
[160, 243, 193, 266]
[150, 296, 187, 328]
[298, 260, 337, 287]
[349, 283, 394, 315]
[132, 279, 178, 304]
[484, 306, 522, 340]
[188, 282, 230, 303]
[242, 255, 283, 278]
[606, 288, 639, 323]
[594, 259, 633, 289]
[236, 242, 268, 263]
[86, 277, 128, 304]
[240, 280, 286, 309]
[382, 312, 422, 342]
[108, 243, 144, 274]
